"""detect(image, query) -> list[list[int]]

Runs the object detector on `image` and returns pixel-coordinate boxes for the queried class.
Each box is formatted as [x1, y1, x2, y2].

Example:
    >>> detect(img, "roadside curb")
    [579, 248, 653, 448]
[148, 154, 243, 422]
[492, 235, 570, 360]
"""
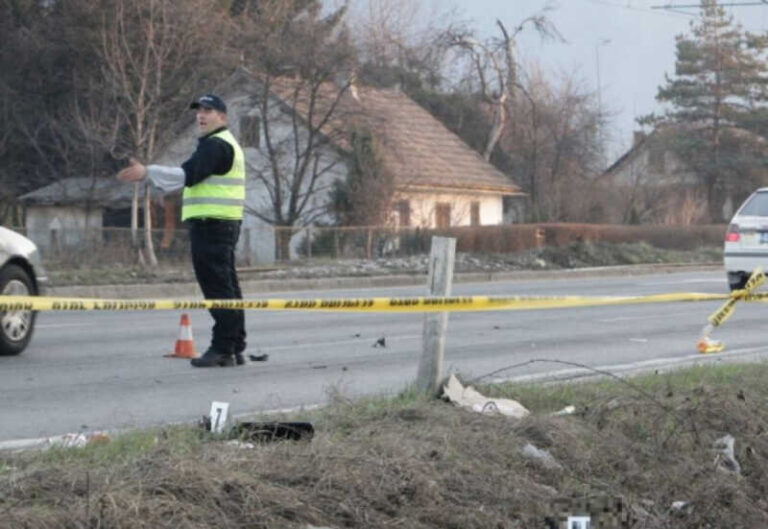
[47, 262, 723, 298]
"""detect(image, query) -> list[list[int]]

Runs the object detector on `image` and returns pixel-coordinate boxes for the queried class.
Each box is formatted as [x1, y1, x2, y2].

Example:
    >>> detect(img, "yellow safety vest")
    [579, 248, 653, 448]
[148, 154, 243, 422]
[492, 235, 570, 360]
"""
[182, 129, 245, 221]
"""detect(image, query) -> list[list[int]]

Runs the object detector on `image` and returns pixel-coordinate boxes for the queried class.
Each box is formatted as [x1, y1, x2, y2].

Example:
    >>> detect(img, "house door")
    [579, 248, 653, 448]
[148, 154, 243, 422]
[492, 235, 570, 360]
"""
[435, 203, 451, 229]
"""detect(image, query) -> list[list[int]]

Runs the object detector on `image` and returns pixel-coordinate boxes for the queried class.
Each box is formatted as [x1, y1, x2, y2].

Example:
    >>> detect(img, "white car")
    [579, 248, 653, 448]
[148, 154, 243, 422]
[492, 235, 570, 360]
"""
[724, 188, 768, 291]
[0, 227, 47, 355]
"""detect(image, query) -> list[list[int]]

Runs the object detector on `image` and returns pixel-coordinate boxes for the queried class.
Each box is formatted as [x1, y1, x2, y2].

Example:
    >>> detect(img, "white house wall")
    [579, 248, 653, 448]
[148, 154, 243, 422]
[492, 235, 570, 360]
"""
[402, 192, 504, 228]
[232, 93, 348, 262]
[26, 205, 103, 251]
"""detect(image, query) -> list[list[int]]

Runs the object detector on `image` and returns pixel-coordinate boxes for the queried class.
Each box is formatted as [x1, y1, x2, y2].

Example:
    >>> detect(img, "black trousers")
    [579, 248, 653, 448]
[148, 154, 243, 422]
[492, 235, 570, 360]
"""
[188, 218, 246, 355]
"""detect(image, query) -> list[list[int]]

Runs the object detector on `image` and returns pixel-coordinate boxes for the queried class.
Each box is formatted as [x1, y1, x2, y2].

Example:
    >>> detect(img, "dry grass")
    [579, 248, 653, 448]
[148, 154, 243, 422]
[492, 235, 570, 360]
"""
[2, 364, 768, 528]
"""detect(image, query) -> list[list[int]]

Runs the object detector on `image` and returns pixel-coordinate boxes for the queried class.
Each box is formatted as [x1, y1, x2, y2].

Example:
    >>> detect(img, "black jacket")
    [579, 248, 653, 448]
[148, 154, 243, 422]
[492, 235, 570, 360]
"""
[181, 126, 235, 187]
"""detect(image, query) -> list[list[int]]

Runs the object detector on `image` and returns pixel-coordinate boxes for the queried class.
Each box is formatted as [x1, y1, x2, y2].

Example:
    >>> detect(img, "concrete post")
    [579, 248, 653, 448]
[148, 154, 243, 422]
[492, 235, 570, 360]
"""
[416, 236, 456, 395]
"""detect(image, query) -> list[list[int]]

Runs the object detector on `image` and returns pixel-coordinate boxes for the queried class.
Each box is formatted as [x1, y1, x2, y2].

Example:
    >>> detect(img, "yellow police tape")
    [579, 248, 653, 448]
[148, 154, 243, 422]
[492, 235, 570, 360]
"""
[696, 268, 765, 354]
[0, 291, 739, 314]
[706, 268, 766, 327]
[3, 270, 767, 356]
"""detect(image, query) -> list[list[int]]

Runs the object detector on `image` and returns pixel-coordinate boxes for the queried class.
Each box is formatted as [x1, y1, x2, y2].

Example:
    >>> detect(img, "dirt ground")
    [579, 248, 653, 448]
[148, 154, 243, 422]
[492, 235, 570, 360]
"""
[47, 241, 722, 286]
[1, 363, 765, 528]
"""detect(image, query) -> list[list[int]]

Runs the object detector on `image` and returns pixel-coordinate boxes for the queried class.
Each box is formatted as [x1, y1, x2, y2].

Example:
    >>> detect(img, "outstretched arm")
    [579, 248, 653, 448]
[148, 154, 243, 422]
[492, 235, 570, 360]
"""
[116, 158, 185, 193]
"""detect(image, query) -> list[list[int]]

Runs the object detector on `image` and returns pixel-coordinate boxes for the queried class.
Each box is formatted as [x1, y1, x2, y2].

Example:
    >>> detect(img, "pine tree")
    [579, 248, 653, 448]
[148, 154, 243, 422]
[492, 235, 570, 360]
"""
[645, 0, 768, 221]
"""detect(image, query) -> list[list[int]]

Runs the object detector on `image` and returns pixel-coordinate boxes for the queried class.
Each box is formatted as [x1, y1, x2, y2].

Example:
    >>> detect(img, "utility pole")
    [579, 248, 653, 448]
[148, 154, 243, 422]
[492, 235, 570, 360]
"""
[595, 38, 611, 170]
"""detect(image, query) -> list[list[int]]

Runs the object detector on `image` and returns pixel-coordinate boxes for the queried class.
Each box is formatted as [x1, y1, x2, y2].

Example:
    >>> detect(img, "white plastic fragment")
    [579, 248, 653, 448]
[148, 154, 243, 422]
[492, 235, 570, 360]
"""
[226, 440, 255, 449]
[42, 432, 109, 449]
[442, 374, 529, 419]
[521, 443, 562, 470]
[52, 433, 88, 448]
[714, 434, 741, 475]
[554, 405, 576, 416]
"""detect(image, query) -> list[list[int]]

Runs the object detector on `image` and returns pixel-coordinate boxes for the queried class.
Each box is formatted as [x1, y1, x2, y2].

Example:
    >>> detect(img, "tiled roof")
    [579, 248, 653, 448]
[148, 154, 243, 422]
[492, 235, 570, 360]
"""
[353, 86, 522, 194]
[18, 177, 135, 207]
[234, 69, 523, 195]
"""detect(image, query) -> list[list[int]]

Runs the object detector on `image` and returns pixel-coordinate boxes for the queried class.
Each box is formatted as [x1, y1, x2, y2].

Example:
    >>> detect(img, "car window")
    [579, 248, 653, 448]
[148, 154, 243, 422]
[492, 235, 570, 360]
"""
[738, 192, 768, 217]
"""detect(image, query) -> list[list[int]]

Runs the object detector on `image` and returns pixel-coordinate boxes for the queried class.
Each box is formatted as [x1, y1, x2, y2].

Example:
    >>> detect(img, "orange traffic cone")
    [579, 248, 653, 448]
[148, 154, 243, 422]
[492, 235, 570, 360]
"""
[165, 313, 198, 359]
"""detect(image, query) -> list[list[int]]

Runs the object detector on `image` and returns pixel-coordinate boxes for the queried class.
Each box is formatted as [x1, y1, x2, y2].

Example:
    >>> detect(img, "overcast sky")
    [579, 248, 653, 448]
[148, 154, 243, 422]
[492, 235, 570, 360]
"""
[339, 1, 768, 162]
[460, 0, 768, 160]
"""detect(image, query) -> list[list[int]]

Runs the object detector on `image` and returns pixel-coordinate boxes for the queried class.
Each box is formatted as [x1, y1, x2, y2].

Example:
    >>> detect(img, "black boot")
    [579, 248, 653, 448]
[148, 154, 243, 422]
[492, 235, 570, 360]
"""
[191, 349, 235, 368]
[234, 342, 247, 365]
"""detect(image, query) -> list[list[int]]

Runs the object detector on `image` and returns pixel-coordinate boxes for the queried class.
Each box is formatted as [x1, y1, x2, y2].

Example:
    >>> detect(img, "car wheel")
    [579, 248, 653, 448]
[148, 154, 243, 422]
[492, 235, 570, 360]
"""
[727, 271, 749, 292]
[0, 264, 37, 355]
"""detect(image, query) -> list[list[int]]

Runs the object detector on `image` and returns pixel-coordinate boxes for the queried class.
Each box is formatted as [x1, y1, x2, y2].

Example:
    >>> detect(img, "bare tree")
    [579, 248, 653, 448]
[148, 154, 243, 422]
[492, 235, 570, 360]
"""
[97, 0, 229, 265]
[233, 1, 357, 259]
[349, 0, 459, 90]
[503, 69, 603, 221]
[449, 10, 562, 161]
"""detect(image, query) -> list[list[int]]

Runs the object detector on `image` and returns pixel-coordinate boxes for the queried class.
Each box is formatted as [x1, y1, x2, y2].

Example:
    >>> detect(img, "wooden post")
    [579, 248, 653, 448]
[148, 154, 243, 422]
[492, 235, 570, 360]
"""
[416, 236, 456, 395]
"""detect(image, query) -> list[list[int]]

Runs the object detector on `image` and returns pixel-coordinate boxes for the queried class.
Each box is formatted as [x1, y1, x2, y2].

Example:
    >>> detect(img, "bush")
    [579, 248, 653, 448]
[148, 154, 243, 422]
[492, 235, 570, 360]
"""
[537, 223, 726, 250]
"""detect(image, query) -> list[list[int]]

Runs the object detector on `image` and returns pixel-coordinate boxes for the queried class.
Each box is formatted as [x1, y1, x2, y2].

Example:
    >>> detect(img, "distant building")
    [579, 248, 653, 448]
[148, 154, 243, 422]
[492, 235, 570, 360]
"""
[604, 126, 768, 223]
[18, 177, 135, 252]
[603, 129, 703, 224]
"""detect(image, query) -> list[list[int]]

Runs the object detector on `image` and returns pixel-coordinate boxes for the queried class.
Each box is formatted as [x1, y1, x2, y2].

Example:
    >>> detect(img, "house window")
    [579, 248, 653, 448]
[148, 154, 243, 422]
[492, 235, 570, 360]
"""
[396, 200, 410, 227]
[435, 203, 451, 229]
[239, 115, 261, 148]
[470, 201, 480, 226]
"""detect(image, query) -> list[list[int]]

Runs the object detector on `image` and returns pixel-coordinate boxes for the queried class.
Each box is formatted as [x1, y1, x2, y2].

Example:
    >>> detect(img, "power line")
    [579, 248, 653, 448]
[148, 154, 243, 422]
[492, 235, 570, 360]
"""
[652, 2, 768, 8]
[582, 0, 695, 18]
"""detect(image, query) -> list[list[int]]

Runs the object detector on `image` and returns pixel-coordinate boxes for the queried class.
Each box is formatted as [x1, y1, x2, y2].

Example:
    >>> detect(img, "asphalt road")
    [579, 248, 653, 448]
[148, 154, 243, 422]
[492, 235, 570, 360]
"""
[3, 269, 768, 445]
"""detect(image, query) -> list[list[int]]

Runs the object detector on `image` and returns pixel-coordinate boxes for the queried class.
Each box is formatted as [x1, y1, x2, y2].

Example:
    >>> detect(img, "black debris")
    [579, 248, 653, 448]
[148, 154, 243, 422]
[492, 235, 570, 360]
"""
[233, 421, 314, 442]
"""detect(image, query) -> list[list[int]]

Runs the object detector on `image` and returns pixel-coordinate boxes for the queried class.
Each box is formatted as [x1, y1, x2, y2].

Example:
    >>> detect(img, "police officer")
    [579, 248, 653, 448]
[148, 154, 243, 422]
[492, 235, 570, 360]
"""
[117, 94, 247, 367]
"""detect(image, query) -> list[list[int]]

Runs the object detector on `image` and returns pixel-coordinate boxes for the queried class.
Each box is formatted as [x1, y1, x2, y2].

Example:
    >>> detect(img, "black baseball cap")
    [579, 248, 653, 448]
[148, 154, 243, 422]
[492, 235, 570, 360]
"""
[190, 94, 227, 113]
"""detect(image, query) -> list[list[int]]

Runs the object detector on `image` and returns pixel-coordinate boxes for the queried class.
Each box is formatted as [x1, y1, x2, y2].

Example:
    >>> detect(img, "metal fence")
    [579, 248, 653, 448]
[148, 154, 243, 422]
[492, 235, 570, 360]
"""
[277, 226, 443, 261]
[8, 225, 454, 269]
[6, 223, 726, 270]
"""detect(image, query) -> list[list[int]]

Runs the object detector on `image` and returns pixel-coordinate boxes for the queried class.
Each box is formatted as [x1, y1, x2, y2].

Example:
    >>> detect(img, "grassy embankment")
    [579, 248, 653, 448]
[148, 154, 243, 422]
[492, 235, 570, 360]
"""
[2, 362, 766, 528]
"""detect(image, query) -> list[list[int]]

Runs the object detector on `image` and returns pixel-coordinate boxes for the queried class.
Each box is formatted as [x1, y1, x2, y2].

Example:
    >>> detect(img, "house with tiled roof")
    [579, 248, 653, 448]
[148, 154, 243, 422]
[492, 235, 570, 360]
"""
[18, 177, 137, 251]
[604, 125, 767, 223]
[150, 68, 526, 261]
[602, 129, 701, 223]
